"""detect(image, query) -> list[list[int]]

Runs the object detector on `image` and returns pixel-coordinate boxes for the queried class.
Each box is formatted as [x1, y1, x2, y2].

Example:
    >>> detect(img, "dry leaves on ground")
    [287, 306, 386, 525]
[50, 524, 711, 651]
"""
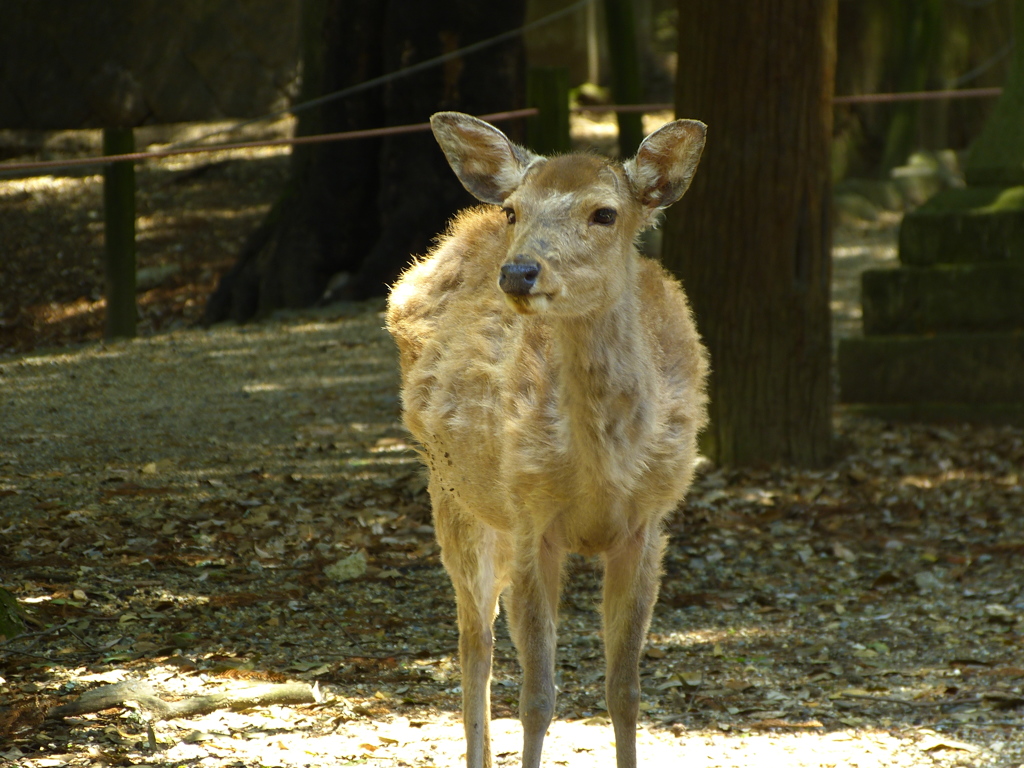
[1, 303, 1022, 768]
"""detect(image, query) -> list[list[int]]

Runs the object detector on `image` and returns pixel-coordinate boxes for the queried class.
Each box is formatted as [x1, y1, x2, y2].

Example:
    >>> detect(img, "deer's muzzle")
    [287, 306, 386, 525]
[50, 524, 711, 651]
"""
[499, 258, 541, 296]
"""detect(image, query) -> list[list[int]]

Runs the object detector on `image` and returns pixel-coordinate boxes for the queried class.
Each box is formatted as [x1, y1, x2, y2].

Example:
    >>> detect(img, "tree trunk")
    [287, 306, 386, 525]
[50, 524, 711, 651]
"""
[204, 0, 525, 323]
[602, 0, 644, 157]
[965, 0, 1024, 185]
[662, 0, 837, 466]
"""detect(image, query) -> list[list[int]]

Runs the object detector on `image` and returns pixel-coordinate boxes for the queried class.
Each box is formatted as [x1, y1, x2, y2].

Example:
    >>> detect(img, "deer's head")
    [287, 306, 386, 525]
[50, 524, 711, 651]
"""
[431, 112, 706, 317]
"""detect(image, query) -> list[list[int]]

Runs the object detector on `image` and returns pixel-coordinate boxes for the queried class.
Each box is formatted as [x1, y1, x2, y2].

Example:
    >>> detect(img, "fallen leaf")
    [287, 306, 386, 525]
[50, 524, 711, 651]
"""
[681, 671, 703, 687]
[324, 551, 368, 582]
[918, 735, 980, 753]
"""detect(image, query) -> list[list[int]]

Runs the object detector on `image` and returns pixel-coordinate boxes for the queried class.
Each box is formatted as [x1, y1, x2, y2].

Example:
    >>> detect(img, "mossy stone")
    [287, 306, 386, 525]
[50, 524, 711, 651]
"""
[838, 332, 1024, 406]
[861, 263, 1024, 334]
[899, 186, 1024, 266]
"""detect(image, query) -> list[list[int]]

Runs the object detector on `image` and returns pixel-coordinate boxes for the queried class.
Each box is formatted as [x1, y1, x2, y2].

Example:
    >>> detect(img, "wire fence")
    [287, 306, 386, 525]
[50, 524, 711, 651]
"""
[0, 109, 540, 175]
[831, 86, 1001, 105]
[0, 87, 1005, 178]
[0, 0, 1008, 180]
[164, 0, 594, 153]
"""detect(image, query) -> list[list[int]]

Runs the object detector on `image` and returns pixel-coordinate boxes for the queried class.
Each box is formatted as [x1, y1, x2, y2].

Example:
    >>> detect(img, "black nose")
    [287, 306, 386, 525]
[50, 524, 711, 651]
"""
[499, 259, 541, 296]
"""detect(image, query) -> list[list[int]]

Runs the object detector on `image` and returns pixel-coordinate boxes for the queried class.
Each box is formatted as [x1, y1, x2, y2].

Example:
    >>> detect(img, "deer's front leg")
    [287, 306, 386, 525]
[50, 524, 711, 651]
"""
[435, 503, 509, 768]
[455, 598, 496, 768]
[506, 535, 564, 768]
[602, 525, 666, 768]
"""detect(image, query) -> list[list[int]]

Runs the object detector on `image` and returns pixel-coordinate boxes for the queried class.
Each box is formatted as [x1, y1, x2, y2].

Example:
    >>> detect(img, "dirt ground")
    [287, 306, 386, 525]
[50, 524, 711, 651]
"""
[1, 118, 1022, 768]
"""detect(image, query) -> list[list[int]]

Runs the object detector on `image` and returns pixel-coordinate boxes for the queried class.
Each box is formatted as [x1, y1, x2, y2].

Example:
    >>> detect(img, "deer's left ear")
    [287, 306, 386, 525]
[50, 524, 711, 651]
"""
[625, 119, 706, 209]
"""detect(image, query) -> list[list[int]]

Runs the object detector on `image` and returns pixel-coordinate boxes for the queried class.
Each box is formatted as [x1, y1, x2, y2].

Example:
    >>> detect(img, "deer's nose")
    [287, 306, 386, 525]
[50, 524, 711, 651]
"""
[499, 259, 541, 296]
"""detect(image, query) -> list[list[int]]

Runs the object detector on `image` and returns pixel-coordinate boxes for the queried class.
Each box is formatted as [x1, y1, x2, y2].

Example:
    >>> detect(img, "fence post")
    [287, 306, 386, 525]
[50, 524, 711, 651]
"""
[526, 66, 571, 155]
[102, 126, 137, 340]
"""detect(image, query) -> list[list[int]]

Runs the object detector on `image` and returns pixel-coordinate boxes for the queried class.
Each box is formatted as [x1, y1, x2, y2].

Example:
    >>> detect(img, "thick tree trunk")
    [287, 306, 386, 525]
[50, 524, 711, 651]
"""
[662, 0, 837, 466]
[204, 0, 525, 323]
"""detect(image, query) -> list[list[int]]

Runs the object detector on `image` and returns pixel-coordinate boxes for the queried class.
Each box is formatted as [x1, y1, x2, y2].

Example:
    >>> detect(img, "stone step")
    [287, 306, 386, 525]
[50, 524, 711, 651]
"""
[899, 185, 1024, 266]
[838, 332, 1024, 406]
[861, 262, 1024, 335]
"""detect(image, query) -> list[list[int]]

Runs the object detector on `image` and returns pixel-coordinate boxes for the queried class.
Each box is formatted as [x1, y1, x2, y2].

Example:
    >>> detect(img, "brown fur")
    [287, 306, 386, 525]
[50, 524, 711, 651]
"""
[386, 113, 709, 768]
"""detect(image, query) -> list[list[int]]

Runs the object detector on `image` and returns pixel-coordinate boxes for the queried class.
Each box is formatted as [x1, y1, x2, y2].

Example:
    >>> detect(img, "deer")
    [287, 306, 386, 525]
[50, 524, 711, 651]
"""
[385, 111, 709, 768]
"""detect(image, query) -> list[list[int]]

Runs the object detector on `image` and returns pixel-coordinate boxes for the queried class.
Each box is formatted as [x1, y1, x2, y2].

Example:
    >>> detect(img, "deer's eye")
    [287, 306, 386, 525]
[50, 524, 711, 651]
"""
[591, 208, 617, 226]
[503, 207, 516, 225]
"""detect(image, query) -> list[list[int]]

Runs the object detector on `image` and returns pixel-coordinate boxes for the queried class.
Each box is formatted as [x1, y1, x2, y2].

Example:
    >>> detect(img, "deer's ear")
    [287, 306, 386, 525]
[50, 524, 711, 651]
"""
[431, 112, 539, 205]
[625, 119, 706, 210]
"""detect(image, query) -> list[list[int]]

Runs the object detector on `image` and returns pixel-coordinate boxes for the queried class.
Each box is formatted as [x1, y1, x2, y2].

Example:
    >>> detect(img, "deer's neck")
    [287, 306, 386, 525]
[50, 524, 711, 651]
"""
[551, 281, 657, 480]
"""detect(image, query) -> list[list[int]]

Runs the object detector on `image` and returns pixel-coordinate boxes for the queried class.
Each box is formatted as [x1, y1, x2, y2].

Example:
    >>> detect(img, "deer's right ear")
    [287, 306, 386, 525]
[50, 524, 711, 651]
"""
[430, 112, 538, 205]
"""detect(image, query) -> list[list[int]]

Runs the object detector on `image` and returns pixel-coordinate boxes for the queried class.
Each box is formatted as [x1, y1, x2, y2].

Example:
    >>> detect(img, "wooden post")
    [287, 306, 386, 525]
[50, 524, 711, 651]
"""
[602, 0, 644, 157]
[526, 66, 571, 155]
[879, 1, 942, 173]
[102, 126, 137, 339]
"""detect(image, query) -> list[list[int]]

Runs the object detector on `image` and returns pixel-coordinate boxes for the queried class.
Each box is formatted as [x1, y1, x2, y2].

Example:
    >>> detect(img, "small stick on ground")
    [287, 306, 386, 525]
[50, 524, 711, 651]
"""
[48, 680, 320, 721]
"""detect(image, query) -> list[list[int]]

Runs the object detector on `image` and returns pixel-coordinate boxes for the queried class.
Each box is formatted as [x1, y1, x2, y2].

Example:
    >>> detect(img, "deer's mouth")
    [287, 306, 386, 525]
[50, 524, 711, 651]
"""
[503, 291, 555, 315]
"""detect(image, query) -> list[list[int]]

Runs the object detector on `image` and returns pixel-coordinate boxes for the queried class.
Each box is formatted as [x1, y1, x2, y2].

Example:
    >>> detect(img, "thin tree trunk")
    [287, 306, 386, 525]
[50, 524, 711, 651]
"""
[662, 1, 837, 466]
[965, 0, 1024, 185]
[879, 0, 943, 174]
[602, 0, 643, 157]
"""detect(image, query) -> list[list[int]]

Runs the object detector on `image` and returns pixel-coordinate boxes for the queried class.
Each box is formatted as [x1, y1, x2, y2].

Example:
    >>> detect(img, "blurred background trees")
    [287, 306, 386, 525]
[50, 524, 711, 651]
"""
[834, 0, 1012, 179]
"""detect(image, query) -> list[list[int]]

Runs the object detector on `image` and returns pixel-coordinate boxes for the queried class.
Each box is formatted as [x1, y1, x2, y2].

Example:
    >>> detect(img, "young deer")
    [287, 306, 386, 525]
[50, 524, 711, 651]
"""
[386, 112, 709, 768]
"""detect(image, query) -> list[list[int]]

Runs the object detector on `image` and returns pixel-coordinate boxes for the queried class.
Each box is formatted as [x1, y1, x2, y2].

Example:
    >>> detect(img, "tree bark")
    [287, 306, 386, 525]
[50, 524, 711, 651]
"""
[662, 0, 837, 466]
[204, 0, 525, 323]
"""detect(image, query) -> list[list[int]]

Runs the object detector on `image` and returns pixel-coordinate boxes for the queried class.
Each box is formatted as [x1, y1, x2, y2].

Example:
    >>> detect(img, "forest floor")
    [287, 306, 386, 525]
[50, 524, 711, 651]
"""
[1, 117, 1023, 768]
